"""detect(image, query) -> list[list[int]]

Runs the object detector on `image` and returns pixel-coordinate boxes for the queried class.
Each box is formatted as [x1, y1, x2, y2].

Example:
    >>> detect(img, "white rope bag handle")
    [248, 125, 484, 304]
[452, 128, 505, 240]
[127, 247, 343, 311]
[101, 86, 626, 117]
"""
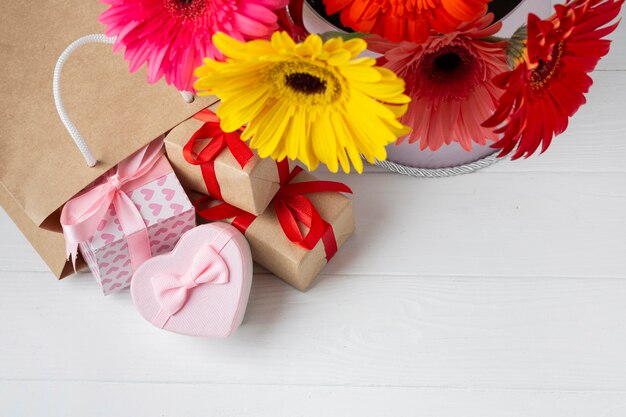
[53, 34, 194, 167]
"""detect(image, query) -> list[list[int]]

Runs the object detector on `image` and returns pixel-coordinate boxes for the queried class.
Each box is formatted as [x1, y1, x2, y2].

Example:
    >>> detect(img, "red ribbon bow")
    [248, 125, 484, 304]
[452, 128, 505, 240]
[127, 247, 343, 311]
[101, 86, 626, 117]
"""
[182, 109, 254, 201]
[195, 166, 352, 261]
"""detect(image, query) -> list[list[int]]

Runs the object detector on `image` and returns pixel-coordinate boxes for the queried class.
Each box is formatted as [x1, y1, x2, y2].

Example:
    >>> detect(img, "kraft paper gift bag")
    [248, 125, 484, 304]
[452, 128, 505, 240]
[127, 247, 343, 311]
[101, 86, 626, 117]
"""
[0, 0, 218, 278]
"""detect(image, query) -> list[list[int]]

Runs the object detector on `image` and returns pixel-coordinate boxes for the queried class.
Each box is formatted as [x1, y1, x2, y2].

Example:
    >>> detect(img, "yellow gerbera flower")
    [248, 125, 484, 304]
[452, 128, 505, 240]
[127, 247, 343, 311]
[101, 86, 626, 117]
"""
[194, 32, 411, 173]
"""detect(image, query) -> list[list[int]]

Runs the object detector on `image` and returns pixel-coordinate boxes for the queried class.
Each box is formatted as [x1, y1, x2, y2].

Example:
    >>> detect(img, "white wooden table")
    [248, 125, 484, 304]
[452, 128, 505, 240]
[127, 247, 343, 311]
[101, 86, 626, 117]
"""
[2, 19, 625, 417]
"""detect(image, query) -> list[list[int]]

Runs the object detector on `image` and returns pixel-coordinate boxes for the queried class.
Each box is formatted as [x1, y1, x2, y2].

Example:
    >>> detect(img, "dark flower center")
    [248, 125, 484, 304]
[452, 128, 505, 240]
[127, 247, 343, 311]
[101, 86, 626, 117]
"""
[163, 0, 208, 22]
[433, 52, 463, 73]
[530, 41, 565, 91]
[285, 73, 327, 95]
[414, 43, 484, 102]
[425, 47, 475, 82]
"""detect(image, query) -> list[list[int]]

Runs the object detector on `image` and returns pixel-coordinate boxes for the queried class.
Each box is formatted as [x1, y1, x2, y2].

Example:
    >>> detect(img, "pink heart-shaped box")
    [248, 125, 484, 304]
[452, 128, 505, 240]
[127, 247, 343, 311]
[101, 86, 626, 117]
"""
[131, 223, 253, 337]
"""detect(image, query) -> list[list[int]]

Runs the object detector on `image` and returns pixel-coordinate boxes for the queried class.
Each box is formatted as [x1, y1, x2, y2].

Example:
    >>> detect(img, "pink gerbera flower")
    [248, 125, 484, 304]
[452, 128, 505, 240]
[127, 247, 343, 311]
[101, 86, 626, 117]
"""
[99, 0, 288, 92]
[368, 13, 509, 151]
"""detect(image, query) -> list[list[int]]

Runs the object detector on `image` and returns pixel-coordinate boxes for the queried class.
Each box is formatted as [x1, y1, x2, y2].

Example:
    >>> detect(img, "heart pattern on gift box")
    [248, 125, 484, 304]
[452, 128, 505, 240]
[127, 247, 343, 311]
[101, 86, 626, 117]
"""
[84, 213, 196, 295]
[113, 254, 126, 263]
[171, 204, 184, 215]
[102, 234, 116, 245]
[91, 173, 193, 250]
[156, 244, 172, 253]
[140, 189, 155, 201]
[131, 223, 253, 338]
[149, 203, 163, 216]
[97, 220, 108, 232]
[162, 188, 175, 201]
[79, 172, 196, 296]
[164, 233, 177, 241]
[154, 228, 168, 237]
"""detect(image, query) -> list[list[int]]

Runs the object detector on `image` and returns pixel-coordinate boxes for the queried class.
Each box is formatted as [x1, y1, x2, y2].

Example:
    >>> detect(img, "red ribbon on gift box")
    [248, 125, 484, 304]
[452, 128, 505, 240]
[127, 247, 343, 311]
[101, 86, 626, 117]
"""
[182, 109, 290, 201]
[195, 166, 352, 261]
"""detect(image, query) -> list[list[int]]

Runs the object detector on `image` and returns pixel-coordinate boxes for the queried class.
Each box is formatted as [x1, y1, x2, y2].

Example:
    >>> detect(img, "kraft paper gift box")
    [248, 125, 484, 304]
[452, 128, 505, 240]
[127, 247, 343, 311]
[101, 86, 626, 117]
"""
[164, 107, 292, 216]
[194, 167, 355, 291]
[61, 141, 196, 295]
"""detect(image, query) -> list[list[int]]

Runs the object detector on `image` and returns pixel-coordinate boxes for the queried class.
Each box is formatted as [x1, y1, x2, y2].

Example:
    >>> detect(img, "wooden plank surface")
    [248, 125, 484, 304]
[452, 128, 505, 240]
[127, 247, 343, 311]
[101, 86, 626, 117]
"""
[3, 269, 626, 391]
[2, 382, 626, 417]
[1, 3, 625, 416]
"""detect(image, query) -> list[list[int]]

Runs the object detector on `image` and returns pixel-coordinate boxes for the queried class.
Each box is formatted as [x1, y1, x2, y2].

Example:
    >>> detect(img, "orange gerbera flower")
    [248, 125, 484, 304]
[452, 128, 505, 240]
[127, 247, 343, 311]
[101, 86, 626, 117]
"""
[323, 0, 490, 43]
[484, 0, 624, 159]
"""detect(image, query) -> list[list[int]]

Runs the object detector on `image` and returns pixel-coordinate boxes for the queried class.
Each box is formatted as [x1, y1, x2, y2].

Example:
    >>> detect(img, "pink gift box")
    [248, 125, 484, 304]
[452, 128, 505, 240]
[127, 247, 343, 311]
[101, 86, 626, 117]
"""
[131, 223, 253, 337]
[80, 171, 195, 294]
[62, 141, 196, 295]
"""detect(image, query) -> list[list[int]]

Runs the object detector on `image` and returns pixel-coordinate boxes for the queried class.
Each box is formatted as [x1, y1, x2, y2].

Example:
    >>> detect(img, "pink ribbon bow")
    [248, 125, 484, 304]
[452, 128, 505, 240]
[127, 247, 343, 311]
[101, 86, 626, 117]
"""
[60, 140, 170, 270]
[150, 245, 230, 328]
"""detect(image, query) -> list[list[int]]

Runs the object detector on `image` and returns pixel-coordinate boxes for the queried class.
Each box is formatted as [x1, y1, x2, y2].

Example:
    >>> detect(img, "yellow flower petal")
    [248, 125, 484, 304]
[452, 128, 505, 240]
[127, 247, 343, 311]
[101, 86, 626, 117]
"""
[217, 87, 270, 132]
[212, 33, 251, 60]
[343, 38, 367, 58]
[327, 49, 352, 66]
[285, 109, 306, 160]
[271, 31, 296, 51]
[311, 117, 339, 173]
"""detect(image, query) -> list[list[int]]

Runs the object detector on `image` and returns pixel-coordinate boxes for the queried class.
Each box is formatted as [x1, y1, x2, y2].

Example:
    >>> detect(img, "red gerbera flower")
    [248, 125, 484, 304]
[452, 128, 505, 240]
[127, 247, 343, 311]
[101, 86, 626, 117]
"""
[323, 0, 490, 43]
[484, 0, 624, 159]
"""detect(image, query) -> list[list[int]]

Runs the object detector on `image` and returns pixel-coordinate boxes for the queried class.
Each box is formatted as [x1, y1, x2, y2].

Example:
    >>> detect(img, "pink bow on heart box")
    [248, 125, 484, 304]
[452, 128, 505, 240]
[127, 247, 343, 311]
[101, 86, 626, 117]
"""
[60, 140, 196, 295]
[131, 223, 253, 337]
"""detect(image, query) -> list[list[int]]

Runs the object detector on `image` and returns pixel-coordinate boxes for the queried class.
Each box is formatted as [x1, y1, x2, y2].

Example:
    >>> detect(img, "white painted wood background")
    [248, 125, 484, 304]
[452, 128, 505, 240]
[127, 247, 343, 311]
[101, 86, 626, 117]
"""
[1, 7, 625, 417]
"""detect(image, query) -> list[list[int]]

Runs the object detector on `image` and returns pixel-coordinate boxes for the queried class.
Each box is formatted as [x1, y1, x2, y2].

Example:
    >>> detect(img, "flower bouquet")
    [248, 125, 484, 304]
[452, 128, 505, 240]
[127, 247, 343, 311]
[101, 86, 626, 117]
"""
[99, 0, 624, 175]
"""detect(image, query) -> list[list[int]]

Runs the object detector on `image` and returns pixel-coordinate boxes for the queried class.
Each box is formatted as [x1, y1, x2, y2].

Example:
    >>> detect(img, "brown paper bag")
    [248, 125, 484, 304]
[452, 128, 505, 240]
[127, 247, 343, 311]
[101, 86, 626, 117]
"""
[0, 1, 218, 278]
[0, 183, 83, 277]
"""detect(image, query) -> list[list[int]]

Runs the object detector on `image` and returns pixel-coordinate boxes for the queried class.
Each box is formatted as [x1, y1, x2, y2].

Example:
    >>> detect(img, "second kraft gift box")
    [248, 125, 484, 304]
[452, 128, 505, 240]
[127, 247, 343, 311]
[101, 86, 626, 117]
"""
[164, 108, 293, 216]
[193, 166, 355, 291]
